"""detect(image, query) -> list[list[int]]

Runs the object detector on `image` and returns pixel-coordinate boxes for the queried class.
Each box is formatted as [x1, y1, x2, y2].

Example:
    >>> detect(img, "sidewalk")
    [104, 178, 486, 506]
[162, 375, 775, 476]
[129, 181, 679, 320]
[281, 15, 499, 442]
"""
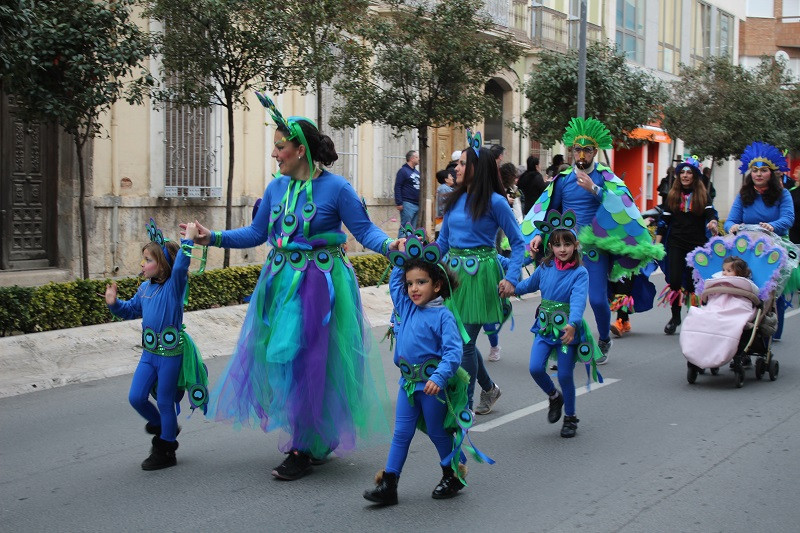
[0, 284, 396, 399]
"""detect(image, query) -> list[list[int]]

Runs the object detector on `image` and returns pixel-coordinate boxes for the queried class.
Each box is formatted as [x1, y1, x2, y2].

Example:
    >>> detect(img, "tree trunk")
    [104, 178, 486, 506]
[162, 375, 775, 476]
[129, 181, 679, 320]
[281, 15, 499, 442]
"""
[224, 101, 235, 268]
[417, 126, 431, 236]
[316, 78, 323, 127]
[75, 135, 89, 279]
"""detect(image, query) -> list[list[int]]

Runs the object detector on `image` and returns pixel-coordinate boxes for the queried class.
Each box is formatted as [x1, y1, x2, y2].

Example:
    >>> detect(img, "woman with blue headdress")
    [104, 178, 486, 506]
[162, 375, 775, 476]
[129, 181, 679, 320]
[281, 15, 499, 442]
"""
[437, 131, 526, 415]
[181, 93, 400, 481]
[655, 156, 719, 335]
[724, 141, 796, 341]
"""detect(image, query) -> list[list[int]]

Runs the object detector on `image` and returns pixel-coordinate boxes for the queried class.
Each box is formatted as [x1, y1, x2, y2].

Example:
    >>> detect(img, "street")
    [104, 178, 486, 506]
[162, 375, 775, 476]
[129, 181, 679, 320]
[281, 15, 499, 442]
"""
[2, 278, 800, 532]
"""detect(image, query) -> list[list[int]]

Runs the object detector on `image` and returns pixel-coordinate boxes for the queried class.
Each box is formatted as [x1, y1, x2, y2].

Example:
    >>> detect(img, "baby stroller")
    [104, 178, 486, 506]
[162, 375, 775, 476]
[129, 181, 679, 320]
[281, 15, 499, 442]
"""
[679, 227, 796, 388]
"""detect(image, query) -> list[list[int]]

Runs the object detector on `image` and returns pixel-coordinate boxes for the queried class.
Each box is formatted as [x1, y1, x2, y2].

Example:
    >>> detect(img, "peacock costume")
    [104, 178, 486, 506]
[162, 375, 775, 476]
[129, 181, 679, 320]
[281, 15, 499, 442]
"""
[108, 218, 209, 468]
[207, 94, 391, 460]
[521, 117, 665, 341]
[381, 231, 493, 488]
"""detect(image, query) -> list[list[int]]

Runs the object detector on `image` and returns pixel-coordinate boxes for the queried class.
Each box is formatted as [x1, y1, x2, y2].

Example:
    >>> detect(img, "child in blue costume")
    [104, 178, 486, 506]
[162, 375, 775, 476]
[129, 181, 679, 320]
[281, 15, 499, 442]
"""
[105, 219, 208, 470]
[183, 93, 400, 481]
[515, 210, 603, 438]
[438, 131, 526, 414]
[364, 234, 492, 505]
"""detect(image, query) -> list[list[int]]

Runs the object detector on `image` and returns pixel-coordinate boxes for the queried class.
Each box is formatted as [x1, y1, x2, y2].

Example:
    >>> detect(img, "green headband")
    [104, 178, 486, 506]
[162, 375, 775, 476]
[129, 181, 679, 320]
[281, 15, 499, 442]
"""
[256, 92, 318, 174]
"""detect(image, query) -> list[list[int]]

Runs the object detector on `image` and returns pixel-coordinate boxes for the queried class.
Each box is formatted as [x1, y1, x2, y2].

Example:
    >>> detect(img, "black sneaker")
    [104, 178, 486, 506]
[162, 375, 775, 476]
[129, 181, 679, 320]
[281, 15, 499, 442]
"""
[560, 415, 579, 438]
[271, 450, 312, 481]
[664, 318, 680, 335]
[547, 391, 564, 423]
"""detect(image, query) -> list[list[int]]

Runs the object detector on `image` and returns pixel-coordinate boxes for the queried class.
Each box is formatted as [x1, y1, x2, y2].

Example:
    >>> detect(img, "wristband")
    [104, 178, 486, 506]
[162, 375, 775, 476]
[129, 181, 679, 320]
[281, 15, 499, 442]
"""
[213, 231, 223, 247]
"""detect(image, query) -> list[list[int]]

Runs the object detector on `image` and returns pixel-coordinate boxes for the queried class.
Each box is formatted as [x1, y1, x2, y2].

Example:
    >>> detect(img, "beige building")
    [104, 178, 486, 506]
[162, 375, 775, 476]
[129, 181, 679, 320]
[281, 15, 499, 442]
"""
[0, 0, 754, 284]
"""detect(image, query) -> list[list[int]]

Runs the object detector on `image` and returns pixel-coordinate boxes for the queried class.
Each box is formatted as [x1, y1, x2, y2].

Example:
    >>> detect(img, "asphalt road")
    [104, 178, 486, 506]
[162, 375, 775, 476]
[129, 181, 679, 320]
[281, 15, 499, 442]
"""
[3, 279, 800, 532]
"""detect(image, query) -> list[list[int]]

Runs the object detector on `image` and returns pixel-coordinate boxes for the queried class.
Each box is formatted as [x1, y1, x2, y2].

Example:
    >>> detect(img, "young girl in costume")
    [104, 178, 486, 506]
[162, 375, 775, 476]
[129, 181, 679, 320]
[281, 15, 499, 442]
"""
[655, 156, 718, 335]
[515, 210, 602, 438]
[438, 131, 526, 415]
[105, 220, 208, 470]
[364, 234, 491, 505]
[182, 93, 400, 481]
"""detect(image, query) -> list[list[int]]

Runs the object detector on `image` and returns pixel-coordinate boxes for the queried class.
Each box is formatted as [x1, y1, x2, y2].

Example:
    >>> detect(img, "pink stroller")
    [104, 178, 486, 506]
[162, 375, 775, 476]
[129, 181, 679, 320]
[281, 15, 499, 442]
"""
[680, 229, 791, 388]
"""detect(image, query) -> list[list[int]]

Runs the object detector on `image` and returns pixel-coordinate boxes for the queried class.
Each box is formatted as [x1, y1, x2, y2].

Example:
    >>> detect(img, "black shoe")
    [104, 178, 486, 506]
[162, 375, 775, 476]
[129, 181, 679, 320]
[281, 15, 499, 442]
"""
[141, 436, 178, 471]
[547, 391, 564, 424]
[272, 450, 313, 481]
[363, 471, 399, 506]
[431, 466, 465, 499]
[560, 415, 579, 438]
[664, 318, 680, 335]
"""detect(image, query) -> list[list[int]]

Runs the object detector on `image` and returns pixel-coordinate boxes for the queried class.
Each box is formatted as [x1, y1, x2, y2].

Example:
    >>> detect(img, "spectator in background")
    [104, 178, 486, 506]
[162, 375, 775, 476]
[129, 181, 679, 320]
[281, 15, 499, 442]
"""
[702, 166, 717, 202]
[436, 169, 455, 220]
[658, 166, 675, 207]
[517, 155, 546, 215]
[489, 144, 505, 165]
[546, 154, 565, 178]
[394, 150, 421, 235]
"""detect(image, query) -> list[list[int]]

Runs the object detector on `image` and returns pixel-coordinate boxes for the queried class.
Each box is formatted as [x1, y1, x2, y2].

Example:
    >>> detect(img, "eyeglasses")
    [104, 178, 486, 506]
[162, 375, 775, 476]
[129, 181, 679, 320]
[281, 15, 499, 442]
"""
[572, 146, 596, 154]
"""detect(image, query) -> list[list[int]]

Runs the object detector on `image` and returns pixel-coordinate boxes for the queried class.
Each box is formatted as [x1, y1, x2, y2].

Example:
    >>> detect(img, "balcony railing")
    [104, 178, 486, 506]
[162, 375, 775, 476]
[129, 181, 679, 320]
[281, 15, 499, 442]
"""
[532, 5, 568, 52]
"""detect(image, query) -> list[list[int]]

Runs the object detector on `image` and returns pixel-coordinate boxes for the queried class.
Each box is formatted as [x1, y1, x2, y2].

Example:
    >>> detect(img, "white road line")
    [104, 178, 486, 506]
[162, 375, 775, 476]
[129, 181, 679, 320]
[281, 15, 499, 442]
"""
[786, 307, 800, 318]
[471, 378, 620, 433]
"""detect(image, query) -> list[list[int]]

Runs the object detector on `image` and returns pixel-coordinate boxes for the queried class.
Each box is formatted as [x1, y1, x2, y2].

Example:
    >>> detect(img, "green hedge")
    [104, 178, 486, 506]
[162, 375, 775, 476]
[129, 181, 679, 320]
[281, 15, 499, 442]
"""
[0, 254, 390, 336]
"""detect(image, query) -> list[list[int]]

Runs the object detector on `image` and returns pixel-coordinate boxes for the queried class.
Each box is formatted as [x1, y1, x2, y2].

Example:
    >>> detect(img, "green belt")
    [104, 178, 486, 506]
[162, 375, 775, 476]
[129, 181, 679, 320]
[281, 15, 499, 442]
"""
[447, 246, 499, 276]
[537, 299, 571, 337]
[266, 245, 348, 275]
[398, 357, 440, 402]
[142, 326, 184, 356]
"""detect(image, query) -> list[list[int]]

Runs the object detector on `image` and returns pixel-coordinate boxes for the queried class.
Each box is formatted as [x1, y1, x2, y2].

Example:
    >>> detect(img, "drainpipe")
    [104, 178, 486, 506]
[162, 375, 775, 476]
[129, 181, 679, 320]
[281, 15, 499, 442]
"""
[110, 105, 120, 273]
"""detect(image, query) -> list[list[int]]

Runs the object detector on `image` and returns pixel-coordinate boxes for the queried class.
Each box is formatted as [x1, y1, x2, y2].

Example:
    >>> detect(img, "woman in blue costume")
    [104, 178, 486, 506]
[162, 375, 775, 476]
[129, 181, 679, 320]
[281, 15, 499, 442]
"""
[183, 94, 400, 481]
[105, 219, 208, 470]
[724, 142, 796, 342]
[438, 130, 526, 414]
[515, 210, 603, 438]
[523, 118, 665, 365]
[655, 156, 719, 335]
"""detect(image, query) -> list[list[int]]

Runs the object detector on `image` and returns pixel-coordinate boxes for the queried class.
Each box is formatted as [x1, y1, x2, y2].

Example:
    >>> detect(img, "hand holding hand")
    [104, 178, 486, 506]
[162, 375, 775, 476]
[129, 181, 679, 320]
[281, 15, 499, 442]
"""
[530, 235, 543, 254]
[104, 282, 118, 305]
[423, 380, 440, 396]
[390, 238, 407, 252]
[180, 220, 211, 245]
[560, 324, 575, 345]
[498, 279, 515, 298]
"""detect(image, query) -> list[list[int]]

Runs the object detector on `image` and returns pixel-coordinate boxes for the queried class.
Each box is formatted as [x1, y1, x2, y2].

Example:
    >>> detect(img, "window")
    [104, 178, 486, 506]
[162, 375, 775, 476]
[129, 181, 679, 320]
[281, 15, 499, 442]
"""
[784, 0, 800, 19]
[374, 126, 417, 201]
[320, 83, 358, 188]
[691, 1, 712, 65]
[746, 0, 773, 18]
[616, 0, 645, 64]
[658, 0, 682, 74]
[717, 11, 734, 60]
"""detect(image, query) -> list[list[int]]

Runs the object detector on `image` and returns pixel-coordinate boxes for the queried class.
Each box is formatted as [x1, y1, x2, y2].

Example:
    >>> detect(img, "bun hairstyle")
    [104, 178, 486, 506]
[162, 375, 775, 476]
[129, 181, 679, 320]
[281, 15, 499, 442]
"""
[142, 240, 179, 284]
[278, 120, 339, 167]
[542, 229, 581, 267]
[403, 257, 459, 300]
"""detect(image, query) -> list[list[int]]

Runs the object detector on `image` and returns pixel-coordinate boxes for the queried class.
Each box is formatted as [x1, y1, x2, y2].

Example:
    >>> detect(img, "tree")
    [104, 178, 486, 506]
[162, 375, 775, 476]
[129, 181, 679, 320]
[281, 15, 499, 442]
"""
[144, 0, 290, 268]
[521, 42, 668, 150]
[0, 1, 32, 80]
[3, 0, 153, 279]
[282, 0, 370, 126]
[331, 0, 523, 230]
[662, 56, 800, 168]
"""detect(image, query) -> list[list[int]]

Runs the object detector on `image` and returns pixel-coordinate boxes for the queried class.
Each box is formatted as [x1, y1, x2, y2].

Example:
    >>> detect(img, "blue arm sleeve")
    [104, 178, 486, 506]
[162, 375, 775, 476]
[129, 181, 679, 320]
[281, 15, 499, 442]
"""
[109, 284, 144, 320]
[514, 266, 541, 296]
[437, 214, 451, 257]
[169, 238, 193, 300]
[430, 311, 462, 389]
[338, 182, 392, 253]
[772, 190, 795, 235]
[389, 266, 411, 314]
[220, 187, 272, 249]
[532, 177, 564, 241]
[568, 268, 589, 325]
[724, 196, 743, 232]
[493, 195, 526, 285]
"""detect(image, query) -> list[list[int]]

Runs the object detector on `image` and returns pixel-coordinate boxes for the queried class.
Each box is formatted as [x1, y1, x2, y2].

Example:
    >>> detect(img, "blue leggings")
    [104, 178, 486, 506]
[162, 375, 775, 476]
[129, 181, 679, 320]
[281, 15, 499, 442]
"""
[583, 251, 611, 341]
[483, 323, 500, 347]
[385, 387, 454, 475]
[128, 351, 182, 441]
[462, 323, 495, 409]
[775, 295, 786, 339]
[528, 336, 577, 416]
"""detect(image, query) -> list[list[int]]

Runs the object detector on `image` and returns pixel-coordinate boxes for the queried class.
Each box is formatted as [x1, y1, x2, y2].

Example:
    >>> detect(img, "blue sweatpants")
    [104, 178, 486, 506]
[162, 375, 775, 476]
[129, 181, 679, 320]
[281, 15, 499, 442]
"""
[385, 387, 454, 475]
[528, 336, 577, 416]
[128, 351, 183, 441]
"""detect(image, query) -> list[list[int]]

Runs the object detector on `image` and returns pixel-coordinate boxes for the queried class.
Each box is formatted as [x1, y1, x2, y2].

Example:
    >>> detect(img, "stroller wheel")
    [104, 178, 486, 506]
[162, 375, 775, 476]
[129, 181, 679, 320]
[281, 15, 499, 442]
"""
[768, 359, 779, 381]
[754, 358, 766, 380]
[735, 370, 745, 388]
[687, 366, 698, 384]
[710, 367, 719, 376]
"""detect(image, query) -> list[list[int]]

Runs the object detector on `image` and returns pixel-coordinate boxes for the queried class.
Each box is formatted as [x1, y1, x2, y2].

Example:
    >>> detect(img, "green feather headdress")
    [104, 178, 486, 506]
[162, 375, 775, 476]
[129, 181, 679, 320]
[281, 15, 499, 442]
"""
[562, 117, 613, 150]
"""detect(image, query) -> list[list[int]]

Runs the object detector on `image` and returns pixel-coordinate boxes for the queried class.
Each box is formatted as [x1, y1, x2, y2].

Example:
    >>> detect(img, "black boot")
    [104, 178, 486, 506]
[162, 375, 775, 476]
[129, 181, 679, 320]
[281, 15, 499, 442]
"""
[431, 465, 465, 499]
[363, 471, 398, 506]
[547, 390, 564, 424]
[664, 305, 681, 335]
[271, 450, 313, 481]
[560, 415, 579, 438]
[144, 423, 180, 437]
[141, 436, 178, 470]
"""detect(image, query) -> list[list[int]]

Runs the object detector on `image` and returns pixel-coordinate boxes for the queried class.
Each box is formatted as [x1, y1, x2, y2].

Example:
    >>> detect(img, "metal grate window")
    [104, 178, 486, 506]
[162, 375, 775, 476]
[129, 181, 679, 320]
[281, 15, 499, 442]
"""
[377, 126, 417, 200]
[163, 102, 222, 198]
[320, 84, 358, 188]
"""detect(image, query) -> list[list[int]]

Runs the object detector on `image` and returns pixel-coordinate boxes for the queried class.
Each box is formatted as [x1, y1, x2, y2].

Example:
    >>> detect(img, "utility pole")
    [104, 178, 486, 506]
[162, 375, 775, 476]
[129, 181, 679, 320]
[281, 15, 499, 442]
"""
[577, 0, 587, 118]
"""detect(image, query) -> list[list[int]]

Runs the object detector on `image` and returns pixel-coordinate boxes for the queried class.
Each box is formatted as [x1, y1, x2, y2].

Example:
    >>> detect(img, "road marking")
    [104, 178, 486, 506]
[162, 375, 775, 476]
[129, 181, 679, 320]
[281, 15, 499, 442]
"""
[787, 307, 800, 318]
[471, 378, 620, 432]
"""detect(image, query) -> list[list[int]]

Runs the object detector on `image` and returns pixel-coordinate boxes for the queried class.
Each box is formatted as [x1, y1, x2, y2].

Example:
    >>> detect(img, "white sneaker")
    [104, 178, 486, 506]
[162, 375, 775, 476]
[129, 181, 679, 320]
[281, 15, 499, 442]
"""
[488, 346, 501, 361]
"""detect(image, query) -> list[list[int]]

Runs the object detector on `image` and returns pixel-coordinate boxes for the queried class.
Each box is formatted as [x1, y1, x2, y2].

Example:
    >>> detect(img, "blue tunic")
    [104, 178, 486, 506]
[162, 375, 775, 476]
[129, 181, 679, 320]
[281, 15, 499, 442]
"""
[542, 166, 604, 231]
[724, 189, 795, 236]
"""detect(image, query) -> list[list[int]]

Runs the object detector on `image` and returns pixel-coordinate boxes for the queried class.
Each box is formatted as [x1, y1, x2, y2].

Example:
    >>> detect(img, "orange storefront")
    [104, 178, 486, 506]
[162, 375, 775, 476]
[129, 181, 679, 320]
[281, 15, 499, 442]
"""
[612, 127, 672, 212]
